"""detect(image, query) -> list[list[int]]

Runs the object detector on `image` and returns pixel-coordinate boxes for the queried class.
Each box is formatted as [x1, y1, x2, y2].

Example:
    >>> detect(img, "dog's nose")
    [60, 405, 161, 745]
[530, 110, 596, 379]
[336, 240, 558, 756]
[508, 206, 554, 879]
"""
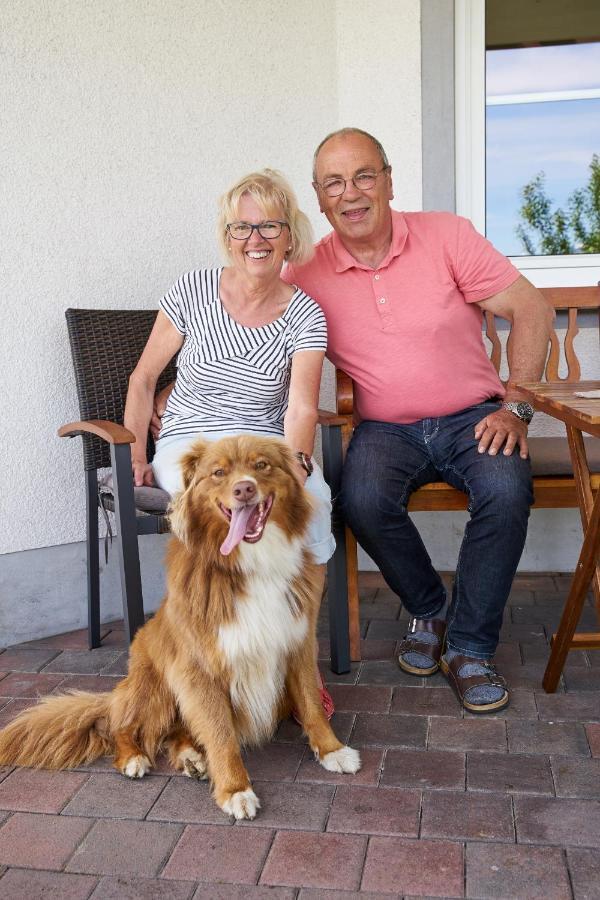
[232, 480, 257, 502]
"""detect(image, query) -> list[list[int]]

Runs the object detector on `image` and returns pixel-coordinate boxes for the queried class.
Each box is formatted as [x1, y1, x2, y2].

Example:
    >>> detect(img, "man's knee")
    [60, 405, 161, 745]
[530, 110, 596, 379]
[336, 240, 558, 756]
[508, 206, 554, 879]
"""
[340, 470, 375, 523]
[340, 467, 408, 534]
[472, 456, 533, 521]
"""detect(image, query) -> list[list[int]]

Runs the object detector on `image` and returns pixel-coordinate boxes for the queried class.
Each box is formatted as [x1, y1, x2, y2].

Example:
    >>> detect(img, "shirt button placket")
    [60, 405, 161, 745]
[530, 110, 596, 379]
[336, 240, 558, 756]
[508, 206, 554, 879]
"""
[373, 271, 390, 324]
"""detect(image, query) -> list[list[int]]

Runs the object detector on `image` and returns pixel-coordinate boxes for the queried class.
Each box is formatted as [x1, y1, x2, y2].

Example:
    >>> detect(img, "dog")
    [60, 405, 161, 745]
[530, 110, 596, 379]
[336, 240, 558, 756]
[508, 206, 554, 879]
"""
[0, 435, 360, 819]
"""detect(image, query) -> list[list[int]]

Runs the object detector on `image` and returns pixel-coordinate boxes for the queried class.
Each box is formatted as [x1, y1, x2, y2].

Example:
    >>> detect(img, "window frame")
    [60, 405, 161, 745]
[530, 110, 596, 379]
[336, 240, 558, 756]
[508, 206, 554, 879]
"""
[454, 0, 600, 287]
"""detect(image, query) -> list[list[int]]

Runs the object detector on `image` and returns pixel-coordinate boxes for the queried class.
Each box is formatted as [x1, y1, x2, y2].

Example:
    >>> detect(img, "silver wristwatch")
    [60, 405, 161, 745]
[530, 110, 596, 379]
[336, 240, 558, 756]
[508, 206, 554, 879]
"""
[502, 401, 534, 424]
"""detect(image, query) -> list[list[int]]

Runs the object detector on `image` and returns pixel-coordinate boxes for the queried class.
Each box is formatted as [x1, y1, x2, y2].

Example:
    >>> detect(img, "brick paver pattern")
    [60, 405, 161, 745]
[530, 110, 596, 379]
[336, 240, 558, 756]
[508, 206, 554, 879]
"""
[0, 573, 599, 898]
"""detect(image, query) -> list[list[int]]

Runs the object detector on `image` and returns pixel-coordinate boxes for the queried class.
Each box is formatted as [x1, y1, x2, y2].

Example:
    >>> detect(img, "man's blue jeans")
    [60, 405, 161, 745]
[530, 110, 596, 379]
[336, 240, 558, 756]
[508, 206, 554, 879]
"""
[340, 402, 534, 659]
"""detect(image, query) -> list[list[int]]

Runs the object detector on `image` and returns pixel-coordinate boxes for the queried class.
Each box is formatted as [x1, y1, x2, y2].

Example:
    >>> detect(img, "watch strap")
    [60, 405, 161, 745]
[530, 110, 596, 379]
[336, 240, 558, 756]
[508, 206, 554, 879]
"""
[294, 451, 314, 476]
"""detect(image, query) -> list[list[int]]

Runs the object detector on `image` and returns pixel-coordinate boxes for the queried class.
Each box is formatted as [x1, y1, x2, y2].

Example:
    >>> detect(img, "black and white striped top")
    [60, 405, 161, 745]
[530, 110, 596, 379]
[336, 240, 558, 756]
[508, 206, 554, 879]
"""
[158, 268, 327, 440]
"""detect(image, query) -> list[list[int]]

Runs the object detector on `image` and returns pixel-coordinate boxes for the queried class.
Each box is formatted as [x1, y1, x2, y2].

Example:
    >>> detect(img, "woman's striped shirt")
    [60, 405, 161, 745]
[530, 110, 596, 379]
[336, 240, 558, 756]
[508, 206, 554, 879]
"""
[157, 267, 327, 440]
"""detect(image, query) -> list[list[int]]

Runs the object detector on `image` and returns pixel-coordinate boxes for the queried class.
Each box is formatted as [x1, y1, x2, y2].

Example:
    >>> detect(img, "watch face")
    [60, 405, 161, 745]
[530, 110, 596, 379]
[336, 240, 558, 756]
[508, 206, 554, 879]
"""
[516, 402, 534, 423]
[503, 401, 534, 423]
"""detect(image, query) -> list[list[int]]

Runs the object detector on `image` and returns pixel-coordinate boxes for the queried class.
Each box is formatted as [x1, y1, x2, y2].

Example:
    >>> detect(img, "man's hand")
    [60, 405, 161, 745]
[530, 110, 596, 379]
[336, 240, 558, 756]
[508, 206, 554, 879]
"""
[474, 408, 529, 458]
[132, 460, 155, 487]
[150, 382, 174, 440]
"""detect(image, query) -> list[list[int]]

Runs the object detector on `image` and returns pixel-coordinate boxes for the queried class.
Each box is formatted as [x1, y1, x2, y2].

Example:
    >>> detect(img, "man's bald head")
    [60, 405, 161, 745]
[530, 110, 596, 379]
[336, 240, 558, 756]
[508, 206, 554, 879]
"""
[312, 128, 389, 181]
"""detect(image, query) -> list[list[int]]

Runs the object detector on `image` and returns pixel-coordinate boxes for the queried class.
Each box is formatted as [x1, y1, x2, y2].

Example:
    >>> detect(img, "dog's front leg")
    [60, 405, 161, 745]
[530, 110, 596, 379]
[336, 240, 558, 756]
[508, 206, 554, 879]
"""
[176, 679, 260, 820]
[287, 640, 361, 775]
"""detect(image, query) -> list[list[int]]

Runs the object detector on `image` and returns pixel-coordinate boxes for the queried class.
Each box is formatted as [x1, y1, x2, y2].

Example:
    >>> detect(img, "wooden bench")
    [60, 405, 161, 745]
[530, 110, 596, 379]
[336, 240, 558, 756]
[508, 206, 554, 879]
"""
[318, 286, 600, 672]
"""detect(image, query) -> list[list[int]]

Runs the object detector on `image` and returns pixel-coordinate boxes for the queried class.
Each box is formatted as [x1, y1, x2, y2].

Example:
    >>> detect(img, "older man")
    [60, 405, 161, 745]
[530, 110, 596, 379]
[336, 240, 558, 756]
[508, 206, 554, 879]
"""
[285, 127, 553, 713]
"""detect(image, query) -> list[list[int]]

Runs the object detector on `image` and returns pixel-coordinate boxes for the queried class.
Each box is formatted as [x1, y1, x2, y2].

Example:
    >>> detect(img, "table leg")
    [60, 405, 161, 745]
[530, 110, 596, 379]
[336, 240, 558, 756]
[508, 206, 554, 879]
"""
[543, 486, 600, 692]
[566, 426, 600, 616]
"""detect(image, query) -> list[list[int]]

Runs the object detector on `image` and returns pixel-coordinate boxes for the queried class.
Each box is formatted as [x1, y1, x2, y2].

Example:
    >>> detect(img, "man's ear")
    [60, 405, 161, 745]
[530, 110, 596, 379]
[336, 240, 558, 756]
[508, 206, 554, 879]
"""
[312, 181, 325, 213]
[387, 166, 394, 203]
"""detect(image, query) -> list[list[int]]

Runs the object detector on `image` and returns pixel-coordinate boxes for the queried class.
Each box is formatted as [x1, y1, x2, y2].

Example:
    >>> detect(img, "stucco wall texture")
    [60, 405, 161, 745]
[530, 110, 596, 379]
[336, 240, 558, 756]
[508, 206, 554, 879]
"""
[1, 0, 422, 556]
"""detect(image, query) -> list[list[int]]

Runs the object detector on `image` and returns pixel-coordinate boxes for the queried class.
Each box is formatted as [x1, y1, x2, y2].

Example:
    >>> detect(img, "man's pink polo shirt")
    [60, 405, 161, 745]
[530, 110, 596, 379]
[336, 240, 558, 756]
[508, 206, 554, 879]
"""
[285, 209, 520, 424]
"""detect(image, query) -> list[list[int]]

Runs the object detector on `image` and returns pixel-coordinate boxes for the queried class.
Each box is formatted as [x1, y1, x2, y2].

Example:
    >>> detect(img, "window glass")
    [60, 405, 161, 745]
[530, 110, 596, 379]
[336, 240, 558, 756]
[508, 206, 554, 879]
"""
[485, 42, 600, 258]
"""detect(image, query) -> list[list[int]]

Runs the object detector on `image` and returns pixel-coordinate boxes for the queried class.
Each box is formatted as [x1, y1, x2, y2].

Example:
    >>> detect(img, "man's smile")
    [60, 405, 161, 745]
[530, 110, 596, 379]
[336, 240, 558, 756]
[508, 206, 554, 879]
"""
[341, 207, 370, 222]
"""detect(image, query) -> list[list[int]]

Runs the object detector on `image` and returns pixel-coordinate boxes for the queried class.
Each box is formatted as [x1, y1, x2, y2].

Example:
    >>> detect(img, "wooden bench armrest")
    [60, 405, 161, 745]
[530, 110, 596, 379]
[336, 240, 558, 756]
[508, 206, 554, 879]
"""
[58, 419, 136, 445]
[336, 370, 354, 416]
[318, 408, 353, 427]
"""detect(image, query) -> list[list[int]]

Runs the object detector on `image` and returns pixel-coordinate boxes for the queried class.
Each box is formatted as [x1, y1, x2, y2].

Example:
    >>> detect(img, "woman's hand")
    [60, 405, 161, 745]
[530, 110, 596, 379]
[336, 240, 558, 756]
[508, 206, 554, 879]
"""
[132, 459, 155, 487]
[150, 381, 175, 440]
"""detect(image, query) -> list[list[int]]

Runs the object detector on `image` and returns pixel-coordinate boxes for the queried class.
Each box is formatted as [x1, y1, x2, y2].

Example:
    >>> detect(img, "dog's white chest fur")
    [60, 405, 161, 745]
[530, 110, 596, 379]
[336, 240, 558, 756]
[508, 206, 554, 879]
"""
[217, 525, 308, 744]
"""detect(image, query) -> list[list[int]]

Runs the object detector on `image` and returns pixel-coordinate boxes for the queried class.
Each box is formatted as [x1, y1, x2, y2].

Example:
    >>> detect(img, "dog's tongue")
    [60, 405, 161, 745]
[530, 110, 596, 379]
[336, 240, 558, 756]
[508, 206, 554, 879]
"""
[220, 504, 257, 555]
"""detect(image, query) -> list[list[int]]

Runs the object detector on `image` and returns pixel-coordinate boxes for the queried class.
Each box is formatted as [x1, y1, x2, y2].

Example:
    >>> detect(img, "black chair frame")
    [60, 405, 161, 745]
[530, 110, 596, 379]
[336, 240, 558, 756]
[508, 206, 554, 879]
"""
[60, 309, 175, 649]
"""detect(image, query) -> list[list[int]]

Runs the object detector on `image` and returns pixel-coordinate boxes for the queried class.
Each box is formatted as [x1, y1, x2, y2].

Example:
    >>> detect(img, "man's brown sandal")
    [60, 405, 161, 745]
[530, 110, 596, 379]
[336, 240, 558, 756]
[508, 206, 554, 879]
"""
[398, 617, 447, 676]
[440, 654, 509, 714]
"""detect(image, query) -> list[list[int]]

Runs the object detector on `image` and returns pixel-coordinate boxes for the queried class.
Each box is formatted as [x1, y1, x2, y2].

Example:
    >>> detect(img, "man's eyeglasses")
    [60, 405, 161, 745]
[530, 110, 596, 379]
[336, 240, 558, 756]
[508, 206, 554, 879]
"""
[226, 221, 289, 240]
[314, 166, 390, 198]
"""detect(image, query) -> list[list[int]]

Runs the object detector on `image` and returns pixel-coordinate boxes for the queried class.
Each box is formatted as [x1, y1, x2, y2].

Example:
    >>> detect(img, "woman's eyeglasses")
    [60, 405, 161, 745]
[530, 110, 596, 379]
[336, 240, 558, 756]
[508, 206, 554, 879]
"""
[226, 221, 289, 240]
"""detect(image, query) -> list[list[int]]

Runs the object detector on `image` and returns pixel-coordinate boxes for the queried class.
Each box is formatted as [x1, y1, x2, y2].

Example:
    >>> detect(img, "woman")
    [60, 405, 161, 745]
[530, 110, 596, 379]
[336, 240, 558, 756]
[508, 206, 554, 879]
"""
[124, 169, 334, 714]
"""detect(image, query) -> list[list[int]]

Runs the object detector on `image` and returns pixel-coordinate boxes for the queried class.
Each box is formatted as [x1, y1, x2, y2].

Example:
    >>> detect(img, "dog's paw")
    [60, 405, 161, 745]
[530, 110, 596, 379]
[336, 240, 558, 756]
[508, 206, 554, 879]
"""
[320, 745, 361, 774]
[220, 788, 261, 820]
[179, 748, 208, 780]
[122, 754, 151, 778]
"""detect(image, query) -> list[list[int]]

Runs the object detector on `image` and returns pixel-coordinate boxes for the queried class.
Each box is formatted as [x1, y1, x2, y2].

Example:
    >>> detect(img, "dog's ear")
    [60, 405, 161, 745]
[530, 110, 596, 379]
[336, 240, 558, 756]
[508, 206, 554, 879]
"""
[178, 438, 209, 491]
[168, 490, 190, 548]
[168, 438, 208, 547]
[273, 440, 297, 477]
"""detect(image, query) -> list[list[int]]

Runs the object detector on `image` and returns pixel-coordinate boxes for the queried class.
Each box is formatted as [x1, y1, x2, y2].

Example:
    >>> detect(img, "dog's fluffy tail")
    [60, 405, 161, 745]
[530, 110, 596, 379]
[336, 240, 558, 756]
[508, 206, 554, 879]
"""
[0, 692, 112, 769]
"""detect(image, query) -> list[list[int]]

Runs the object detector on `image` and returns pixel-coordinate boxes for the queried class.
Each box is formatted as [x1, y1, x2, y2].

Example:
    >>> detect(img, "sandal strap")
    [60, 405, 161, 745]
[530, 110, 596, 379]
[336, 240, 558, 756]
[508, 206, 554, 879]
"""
[407, 616, 446, 640]
[446, 655, 507, 693]
[398, 637, 444, 658]
[398, 617, 447, 667]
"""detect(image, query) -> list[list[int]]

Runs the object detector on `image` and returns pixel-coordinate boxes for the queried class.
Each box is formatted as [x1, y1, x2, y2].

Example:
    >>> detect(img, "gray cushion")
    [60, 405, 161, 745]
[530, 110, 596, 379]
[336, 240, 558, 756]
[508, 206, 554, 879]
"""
[133, 485, 171, 513]
[528, 437, 600, 476]
[99, 472, 171, 514]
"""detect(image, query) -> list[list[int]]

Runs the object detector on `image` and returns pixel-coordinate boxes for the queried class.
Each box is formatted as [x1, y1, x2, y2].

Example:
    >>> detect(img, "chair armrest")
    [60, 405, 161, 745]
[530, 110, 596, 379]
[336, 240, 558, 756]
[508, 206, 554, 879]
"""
[318, 408, 353, 428]
[58, 419, 136, 445]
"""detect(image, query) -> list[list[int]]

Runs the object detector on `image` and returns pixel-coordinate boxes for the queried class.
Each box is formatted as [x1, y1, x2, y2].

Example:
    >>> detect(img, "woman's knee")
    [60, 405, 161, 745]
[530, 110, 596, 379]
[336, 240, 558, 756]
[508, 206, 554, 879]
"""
[302, 464, 335, 563]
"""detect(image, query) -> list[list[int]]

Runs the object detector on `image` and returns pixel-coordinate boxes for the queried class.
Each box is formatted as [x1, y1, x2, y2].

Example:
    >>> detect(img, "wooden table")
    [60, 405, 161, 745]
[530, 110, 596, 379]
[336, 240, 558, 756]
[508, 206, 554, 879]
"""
[517, 381, 600, 691]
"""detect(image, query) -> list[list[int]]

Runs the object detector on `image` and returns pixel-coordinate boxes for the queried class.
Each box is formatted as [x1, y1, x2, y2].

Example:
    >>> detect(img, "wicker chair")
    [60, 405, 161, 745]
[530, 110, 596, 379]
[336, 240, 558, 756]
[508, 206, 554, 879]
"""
[59, 309, 177, 649]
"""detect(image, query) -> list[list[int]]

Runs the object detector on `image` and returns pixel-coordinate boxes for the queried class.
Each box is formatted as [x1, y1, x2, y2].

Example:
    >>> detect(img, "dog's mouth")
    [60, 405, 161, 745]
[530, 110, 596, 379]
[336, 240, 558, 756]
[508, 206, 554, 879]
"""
[218, 494, 274, 555]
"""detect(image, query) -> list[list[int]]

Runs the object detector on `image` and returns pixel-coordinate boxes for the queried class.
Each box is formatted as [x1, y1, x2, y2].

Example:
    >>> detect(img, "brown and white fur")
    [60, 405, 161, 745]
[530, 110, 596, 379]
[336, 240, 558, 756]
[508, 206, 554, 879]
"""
[0, 435, 360, 819]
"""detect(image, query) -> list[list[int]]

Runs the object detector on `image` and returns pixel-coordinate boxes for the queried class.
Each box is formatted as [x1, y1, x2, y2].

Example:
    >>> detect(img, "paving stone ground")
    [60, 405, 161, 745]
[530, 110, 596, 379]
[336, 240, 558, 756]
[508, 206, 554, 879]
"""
[0, 573, 599, 898]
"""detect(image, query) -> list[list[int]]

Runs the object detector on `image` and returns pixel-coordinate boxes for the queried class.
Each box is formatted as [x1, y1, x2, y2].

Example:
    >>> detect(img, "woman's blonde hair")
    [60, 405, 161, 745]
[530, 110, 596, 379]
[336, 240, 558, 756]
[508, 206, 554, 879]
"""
[217, 168, 314, 266]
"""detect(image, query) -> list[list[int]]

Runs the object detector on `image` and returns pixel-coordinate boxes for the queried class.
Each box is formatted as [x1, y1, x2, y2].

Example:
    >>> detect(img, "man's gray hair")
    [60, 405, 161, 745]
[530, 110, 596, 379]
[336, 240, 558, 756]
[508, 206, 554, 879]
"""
[312, 127, 390, 181]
